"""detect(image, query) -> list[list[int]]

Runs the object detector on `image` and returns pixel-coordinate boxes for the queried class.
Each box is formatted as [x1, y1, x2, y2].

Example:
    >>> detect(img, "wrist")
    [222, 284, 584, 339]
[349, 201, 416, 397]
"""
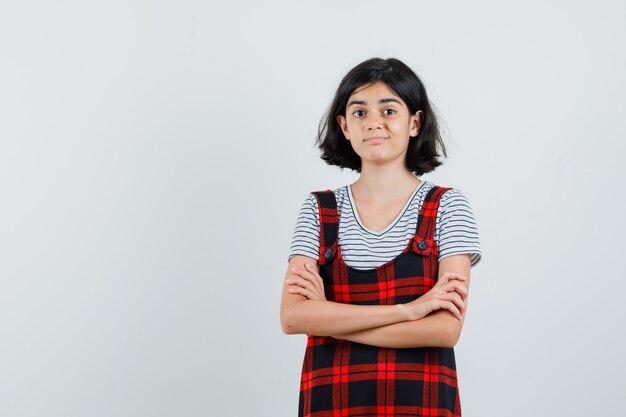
[396, 303, 412, 321]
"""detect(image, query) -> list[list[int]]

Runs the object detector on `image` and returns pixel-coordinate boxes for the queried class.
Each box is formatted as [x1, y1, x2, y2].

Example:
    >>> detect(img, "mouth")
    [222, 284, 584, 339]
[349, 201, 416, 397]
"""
[364, 137, 388, 144]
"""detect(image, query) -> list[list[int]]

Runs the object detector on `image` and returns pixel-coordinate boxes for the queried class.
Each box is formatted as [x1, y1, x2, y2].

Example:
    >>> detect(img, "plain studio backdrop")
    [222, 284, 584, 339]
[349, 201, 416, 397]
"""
[1, 1, 625, 416]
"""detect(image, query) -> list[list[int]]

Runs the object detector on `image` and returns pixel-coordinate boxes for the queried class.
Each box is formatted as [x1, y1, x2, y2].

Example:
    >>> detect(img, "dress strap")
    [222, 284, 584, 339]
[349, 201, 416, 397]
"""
[311, 190, 338, 265]
[411, 185, 453, 256]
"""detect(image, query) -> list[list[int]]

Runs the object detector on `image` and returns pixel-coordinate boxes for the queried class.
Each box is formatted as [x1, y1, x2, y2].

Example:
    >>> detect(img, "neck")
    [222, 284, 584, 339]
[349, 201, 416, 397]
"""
[352, 161, 421, 203]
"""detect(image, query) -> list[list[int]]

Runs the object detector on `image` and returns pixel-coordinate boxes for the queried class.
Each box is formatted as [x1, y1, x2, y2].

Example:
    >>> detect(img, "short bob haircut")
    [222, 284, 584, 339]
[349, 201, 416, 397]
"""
[316, 57, 447, 176]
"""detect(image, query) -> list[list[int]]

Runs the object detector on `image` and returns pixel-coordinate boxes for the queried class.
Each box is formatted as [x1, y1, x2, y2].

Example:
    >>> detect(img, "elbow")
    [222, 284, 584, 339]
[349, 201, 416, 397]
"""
[281, 320, 297, 335]
[281, 325, 295, 335]
[430, 310, 462, 348]
[281, 296, 312, 335]
[446, 331, 460, 348]
[280, 310, 302, 335]
[445, 324, 463, 348]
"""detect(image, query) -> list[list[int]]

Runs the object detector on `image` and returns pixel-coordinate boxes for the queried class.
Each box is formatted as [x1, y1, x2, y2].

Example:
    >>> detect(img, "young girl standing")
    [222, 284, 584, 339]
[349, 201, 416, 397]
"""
[280, 57, 482, 417]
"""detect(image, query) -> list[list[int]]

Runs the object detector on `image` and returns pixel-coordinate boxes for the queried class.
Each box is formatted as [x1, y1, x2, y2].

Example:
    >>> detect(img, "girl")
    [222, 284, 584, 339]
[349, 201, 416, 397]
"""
[280, 57, 482, 417]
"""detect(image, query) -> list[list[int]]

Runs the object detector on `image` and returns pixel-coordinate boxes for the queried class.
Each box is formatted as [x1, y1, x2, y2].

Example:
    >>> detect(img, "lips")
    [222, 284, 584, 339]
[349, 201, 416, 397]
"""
[364, 137, 388, 143]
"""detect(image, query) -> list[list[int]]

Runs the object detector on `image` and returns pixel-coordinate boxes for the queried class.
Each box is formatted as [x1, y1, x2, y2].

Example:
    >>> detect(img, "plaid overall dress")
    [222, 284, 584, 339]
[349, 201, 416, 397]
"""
[298, 185, 461, 417]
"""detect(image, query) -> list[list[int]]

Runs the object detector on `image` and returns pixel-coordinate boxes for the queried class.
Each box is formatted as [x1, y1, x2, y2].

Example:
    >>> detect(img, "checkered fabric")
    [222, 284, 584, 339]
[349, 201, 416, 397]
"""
[298, 185, 461, 417]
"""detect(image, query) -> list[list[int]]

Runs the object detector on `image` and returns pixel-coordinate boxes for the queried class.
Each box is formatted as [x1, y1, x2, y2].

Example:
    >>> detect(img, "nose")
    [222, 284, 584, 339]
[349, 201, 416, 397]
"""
[365, 112, 384, 130]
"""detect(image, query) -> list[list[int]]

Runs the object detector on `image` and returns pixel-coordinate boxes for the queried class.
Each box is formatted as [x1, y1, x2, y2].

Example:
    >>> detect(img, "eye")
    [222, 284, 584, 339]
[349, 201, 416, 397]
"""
[383, 108, 397, 116]
[352, 109, 365, 118]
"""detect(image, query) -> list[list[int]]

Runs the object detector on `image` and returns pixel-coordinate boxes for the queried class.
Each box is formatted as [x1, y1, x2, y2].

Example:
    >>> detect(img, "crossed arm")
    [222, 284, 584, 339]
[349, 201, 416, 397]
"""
[279, 254, 471, 349]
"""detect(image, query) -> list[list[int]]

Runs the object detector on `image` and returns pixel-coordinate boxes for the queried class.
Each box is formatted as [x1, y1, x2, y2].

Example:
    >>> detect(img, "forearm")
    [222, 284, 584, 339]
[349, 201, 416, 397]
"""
[282, 299, 409, 336]
[331, 310, 458, 348]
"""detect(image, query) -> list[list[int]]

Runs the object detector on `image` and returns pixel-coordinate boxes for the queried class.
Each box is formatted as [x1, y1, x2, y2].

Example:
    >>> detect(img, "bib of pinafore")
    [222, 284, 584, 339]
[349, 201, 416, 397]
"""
[298, 185, 461, 417]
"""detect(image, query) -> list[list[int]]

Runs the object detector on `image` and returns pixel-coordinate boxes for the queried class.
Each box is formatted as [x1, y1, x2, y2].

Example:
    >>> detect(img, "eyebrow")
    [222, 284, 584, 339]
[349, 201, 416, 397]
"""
[347, 98, 403, 108]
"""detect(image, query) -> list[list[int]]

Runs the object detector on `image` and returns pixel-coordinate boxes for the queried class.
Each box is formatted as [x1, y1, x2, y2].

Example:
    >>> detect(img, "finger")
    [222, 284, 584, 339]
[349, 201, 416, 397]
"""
[305, 263, 324, 284]
[288, 283, 323, 300]
[286, 278, 312, 292]
[441, 272, 467, 282]
[454, 283, 468, 300]
[304, 263, 325, 293]
[291, 266, 310, 276]
[441, 300, 463, 321]
[436, 290, 463, 312]
[291, 266, 317, 283]
[290, 268, 318, 288]
[454, 281, 468, 296]
[287, 276, 316, 291]
[434, 274, 465, 290]
[448, 292, 466, 315]
[288, 285, 313, 299]
[297, 269, 323, 296]
[304, 267, 325, 298]
[444, 281, 468, 299]
[285, 279, 313, 298]
[440, 280, 468, 297]
[287, 275, 324, 300]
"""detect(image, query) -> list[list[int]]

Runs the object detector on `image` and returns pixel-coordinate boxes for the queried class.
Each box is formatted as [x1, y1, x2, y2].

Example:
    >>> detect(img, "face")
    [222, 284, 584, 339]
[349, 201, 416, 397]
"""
[336, 81, 422, 167]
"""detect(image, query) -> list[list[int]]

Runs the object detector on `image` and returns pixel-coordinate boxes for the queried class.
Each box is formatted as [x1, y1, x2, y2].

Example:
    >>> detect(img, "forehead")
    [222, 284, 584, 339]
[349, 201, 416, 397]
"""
[348, 81, 406, 106]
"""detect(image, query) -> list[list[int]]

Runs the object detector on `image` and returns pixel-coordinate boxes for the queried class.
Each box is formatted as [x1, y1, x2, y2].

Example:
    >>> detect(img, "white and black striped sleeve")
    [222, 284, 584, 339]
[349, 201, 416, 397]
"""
[436, 189, 483, 268]
[287, 193, 320, 263]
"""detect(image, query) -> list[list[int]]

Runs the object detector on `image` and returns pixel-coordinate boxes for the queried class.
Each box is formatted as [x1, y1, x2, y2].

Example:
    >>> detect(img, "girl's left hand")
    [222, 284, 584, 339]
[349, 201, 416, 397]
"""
[286, 263, 327, 301]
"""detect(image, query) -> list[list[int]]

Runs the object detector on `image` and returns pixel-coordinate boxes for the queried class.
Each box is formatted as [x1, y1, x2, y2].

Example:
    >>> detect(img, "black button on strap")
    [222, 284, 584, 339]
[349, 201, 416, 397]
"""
[417, 240, 429, 251]
[323, 248, 334, 260]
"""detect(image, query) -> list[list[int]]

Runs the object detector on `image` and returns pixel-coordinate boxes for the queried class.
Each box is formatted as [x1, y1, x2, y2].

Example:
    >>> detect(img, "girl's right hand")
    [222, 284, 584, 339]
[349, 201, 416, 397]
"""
[402, 272, 468, 321]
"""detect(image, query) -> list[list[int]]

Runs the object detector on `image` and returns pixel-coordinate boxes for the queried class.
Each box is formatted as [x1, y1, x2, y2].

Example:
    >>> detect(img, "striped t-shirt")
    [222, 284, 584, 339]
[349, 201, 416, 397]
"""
[287, 179, 482, 270]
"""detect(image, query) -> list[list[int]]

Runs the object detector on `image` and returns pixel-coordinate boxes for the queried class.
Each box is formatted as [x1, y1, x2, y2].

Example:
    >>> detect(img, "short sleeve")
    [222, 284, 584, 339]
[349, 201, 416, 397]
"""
[287, 193, 320, 263]
[435, 189, 483, 268]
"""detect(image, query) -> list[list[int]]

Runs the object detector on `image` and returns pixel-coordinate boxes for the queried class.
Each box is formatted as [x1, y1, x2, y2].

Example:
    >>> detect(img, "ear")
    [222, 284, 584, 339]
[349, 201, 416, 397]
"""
[336, 115, 350, 140]
[409, 110, 423, 138]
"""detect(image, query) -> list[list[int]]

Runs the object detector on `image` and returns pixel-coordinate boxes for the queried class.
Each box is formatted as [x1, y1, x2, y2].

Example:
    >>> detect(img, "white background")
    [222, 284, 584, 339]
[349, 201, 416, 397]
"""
[1, 1, 625, 416]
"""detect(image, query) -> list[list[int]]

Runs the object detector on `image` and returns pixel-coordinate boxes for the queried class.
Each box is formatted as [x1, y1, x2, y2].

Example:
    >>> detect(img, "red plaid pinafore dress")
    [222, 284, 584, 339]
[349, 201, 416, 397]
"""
[298, 185, 461, 417]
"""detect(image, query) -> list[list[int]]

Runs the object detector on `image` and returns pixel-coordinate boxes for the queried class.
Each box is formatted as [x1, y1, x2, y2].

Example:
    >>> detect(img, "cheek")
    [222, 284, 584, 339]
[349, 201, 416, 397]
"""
[346, 121, 363, 133]
[388, 119, 406, 131]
